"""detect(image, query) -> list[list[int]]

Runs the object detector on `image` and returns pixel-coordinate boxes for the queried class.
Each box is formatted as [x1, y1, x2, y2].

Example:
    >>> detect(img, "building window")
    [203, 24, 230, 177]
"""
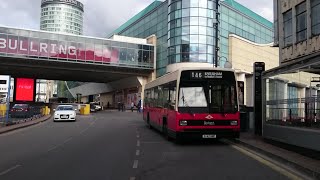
[296, 2, 307, 42]
[283, 9, 292, 46]
[311, 0, 320, 36]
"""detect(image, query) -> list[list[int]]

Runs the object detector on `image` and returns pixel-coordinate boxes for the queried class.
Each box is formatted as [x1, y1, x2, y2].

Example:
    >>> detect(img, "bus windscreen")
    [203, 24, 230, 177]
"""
[179, 70, 238, 114]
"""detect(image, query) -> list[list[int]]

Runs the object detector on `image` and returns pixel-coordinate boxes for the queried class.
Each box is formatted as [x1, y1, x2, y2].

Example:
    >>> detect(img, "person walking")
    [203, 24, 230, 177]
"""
[131, 102, 134, 112]
[137, 99, 141, 113]
[121, 102, 125, 112]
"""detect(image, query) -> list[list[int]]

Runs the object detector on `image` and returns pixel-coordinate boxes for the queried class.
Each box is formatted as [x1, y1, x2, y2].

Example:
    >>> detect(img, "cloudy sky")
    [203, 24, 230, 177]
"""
[0, 0, 273, 38]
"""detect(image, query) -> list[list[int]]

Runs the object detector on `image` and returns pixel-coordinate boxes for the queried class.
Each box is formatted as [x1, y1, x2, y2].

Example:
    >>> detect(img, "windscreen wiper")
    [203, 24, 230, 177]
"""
[181, 89, 194, 115]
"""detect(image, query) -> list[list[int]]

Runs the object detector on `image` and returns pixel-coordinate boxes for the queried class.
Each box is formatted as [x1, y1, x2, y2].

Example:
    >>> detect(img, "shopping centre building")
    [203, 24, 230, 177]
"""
[71, 0, 276, 110]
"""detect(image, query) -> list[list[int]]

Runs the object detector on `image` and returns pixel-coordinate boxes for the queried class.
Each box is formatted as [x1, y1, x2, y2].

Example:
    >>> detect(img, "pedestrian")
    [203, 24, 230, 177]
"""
[118, 102, 121, 111]
[137, 99, 141, 113]
[122, 102, 125, 112]
[131, 102, 134, 112]
[107, 101, 110, 109]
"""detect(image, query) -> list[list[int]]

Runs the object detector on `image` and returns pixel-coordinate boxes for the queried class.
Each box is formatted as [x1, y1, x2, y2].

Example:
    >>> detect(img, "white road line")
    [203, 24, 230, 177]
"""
[136, 140, 140, 147]
[0, 165, 21, 176]
[80, 127, 90, 134]
[48, 137, 73, 152]
[136, 149, 140, 156]
[129, 177, 136, 180]
[136, 134, 140, 138]
[63, 137, 73, 143]
[140, 141, 163, 144]
[47, 145, 59, 152]
[133, 160, 139, 169]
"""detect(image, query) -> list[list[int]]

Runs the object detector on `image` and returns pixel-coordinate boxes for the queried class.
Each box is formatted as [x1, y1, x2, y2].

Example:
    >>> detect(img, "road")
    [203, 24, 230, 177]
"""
[0, 111, 291, 180]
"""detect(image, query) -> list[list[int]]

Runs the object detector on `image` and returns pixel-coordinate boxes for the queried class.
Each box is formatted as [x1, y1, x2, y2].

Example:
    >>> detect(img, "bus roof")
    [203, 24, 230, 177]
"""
[145, 67, 235, 89]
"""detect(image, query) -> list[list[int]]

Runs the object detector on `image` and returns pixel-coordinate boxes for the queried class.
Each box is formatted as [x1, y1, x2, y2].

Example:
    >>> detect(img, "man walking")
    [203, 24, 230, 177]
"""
[131, 102, 134, 112]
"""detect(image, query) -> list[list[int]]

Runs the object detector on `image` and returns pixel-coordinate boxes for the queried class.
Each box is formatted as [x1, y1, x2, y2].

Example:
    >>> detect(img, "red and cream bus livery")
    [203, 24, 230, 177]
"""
[143, 68, 240, 140]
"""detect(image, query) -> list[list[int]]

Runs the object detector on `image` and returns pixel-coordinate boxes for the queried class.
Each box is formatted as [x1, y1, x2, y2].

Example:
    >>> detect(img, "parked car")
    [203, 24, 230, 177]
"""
[54, 105, 76, 122]
[91, 102, 102, 111]
[10, 104, 33, 118]
[90, 103, 96, 112]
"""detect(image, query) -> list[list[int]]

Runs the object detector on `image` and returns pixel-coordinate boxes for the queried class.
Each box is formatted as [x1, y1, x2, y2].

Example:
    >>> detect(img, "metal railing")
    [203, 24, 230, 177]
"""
[0, 105, 46, 127]
[266, 107, 320, 129]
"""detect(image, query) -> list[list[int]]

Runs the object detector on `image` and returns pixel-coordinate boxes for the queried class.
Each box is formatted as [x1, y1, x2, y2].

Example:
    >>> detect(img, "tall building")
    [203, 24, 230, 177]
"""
[40, 0, 85, 101]
[108, 0, 273, 77]
[40, 0, 84, 35]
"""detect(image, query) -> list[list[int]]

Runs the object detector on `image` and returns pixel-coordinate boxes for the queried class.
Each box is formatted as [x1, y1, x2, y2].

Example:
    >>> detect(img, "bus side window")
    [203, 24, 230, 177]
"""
[169, 87, 176, 110]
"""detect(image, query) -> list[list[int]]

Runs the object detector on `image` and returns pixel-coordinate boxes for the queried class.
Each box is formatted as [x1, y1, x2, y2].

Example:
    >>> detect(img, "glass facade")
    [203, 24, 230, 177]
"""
[40, 2, 84, 35]
[110, 0, 273, 76]
[167, 0, 217, 65]
[219, 3, 273, 66]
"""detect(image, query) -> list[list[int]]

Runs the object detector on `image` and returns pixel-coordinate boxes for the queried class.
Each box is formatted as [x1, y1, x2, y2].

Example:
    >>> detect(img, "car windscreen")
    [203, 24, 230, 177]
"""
[13, 104, 28, 108]
[57, 106, 73, 111]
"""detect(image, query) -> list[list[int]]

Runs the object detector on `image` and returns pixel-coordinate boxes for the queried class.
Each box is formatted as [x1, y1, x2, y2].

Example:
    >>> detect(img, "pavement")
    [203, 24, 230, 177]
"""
[237, 132, 320, 179]
[0, 115, 52, 134]
[0, 111, 314, 180]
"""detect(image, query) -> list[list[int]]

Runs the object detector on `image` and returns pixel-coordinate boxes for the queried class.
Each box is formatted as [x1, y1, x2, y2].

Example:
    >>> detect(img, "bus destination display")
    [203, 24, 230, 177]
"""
[190, 71, 223, 79]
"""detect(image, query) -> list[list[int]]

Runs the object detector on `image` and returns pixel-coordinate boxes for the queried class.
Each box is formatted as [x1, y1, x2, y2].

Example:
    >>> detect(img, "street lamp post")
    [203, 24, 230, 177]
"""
[214, 0, 220, 68]
[5, 76, 11, 125]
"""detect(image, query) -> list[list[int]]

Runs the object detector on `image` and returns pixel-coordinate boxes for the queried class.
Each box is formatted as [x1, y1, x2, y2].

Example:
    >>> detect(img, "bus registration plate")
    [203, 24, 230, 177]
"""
[202, 134, 216, 138]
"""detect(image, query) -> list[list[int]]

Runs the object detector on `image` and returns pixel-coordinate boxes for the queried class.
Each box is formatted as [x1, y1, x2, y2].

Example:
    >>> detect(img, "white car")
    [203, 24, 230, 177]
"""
[54, 105, 76, 122]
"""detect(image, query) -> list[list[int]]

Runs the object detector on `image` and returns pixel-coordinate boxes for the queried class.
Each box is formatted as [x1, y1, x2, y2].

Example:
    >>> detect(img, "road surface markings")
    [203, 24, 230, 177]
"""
[129, 177, 136, 180]
[48, 137, 73, 152]
[133, 160, 139, 169]
[140, 141, 163, 144]
[80, 127, 90, 134]
[225, 140, 305, 180]
[136, 140, 140, 147]
[136, 134, 140, 138]
[136, 149, 140, 156]
[63, 137, 73, 143]
[0, 165, 21, 176]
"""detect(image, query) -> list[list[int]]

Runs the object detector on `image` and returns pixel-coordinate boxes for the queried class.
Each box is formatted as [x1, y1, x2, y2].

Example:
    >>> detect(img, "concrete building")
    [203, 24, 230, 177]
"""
[261, 0, 320, 151]
[40, 0, 84, 35]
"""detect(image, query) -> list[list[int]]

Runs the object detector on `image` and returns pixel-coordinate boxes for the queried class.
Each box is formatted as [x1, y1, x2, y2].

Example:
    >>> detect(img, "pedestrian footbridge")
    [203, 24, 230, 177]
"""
[0, 26, 154, 82]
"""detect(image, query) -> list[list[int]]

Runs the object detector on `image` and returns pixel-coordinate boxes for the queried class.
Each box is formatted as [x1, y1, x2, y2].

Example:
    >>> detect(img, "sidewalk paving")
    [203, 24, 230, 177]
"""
[0, 115, 51, 134]
[237, 132, 320, 179]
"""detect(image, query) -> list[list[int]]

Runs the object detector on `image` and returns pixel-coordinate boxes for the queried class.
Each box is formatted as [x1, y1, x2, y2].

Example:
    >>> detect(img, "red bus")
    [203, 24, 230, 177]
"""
[143, 68, 240, 141]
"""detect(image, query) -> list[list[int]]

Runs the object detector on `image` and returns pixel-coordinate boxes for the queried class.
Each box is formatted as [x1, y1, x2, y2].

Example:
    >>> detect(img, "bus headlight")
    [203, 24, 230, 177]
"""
[180, 120, 188, 126]
[230, 121, 238, 126]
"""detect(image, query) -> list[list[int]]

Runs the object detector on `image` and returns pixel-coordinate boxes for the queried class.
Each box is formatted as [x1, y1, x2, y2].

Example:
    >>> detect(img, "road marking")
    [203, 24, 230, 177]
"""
[140, 141, 163, 144]
[136, 149, 140, 156]
[63, 137, 73, 143]
[129, 177, 136, 180]
[228, 142, 305, 180]
[0, 165, 21, 176]
[80, 127, 90, 134]
[136, 140, 140, 147]
[48, 137, 73, 152]
[136, 134, 140, 138]
[133, 160, 139, 169]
